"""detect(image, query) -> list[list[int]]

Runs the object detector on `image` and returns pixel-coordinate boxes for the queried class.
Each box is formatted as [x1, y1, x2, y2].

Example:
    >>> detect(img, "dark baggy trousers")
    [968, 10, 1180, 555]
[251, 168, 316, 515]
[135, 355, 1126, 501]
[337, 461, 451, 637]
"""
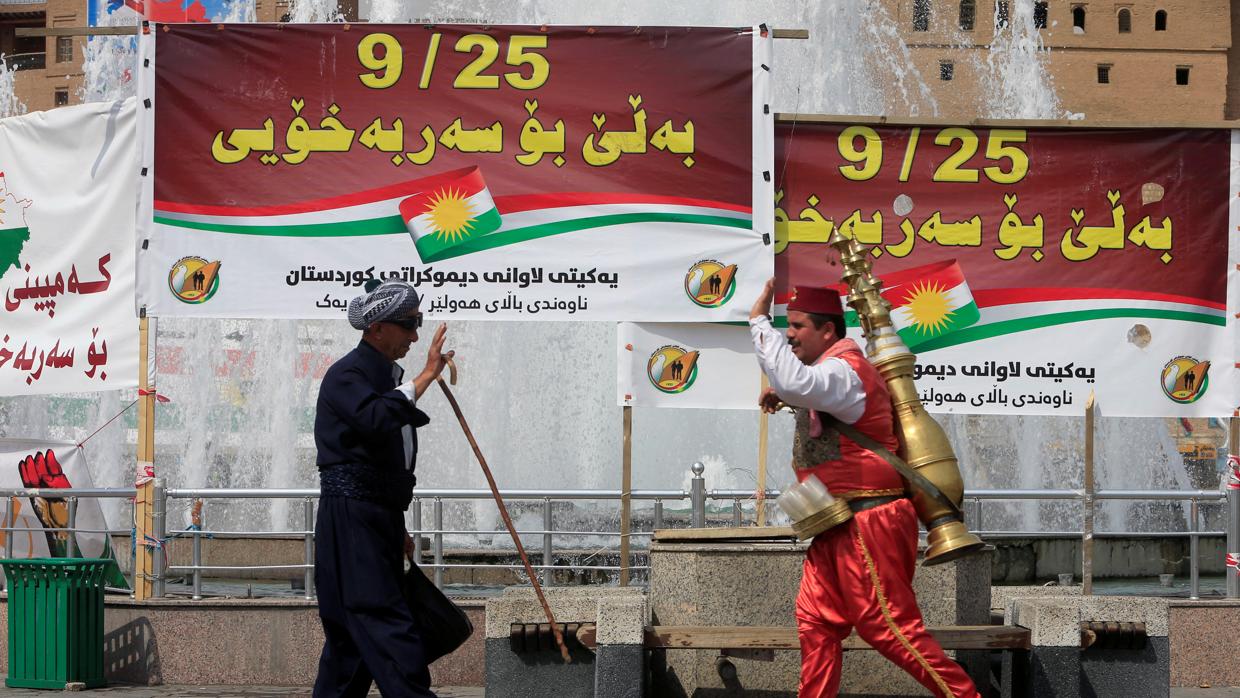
[313, 495, 435, 698]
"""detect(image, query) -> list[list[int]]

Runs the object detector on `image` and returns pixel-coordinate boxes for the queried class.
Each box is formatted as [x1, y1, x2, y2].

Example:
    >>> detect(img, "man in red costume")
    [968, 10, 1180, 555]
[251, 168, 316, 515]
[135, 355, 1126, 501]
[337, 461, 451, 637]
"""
[749, 278, 979, 698]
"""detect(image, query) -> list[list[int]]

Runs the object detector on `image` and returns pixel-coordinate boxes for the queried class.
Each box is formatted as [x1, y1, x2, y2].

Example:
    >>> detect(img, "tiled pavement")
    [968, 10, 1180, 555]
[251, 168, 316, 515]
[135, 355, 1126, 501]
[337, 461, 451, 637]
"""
[0, 688, 484, 697]
[0, 686, 1236, 696]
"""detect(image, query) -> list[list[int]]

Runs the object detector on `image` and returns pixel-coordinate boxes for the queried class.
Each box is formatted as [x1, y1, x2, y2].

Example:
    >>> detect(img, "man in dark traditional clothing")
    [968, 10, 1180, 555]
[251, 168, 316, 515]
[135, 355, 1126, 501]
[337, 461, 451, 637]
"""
[312, 279, 453, 698]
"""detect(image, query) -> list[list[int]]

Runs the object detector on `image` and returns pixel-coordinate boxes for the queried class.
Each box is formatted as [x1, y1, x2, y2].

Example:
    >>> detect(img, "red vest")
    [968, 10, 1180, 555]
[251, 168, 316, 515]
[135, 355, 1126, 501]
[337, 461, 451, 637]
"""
[791, 339, 904, 496]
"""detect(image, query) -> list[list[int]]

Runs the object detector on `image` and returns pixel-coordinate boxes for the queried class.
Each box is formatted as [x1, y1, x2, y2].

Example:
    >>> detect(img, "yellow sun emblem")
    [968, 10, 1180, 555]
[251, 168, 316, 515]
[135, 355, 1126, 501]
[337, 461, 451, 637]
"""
[424, 187, 477, 242]
[903, 281, 955, 335]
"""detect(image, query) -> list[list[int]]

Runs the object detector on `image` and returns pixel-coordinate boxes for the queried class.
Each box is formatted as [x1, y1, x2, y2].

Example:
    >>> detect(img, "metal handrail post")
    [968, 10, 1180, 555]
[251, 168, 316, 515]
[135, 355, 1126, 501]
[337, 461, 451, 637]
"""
[303, 498, 315, 600]
[67, 496, 79, 557]
[654, 500, 664, 530]
[191, 514, 202, 600]
[690, 462, 706, 528]
[542, 498, 553, 587]
[4, 497, 12, 560]
[433, 497, 444, 589]
[1228, 454, 1239, 598]
[411, 499, 423, 565]
[152, 478, 166, 598]
[732, 499, 742, 526]
[1189, 498, 1199, 600]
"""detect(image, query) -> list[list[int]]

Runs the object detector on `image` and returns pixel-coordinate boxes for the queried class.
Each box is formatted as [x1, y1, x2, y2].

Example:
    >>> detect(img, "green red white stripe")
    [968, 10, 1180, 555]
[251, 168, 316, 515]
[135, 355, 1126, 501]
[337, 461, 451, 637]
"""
[772, 263, 1224, 351]
[152, 173, 752, 263]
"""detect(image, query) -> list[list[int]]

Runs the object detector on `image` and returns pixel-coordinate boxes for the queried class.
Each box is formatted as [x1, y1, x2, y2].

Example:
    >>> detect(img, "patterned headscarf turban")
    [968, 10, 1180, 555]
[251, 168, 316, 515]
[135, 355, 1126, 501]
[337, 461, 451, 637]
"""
[347, 279, 421, 330]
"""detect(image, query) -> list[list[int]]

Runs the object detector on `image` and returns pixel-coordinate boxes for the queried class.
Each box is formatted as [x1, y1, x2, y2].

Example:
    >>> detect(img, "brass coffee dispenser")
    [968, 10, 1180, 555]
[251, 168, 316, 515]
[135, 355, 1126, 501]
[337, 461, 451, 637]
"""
[827, 230, 986, 565]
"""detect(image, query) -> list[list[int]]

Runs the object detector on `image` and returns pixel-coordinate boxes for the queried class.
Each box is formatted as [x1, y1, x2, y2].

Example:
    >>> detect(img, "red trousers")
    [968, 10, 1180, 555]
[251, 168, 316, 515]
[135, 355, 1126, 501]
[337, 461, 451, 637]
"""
[796, 498, 980, 698]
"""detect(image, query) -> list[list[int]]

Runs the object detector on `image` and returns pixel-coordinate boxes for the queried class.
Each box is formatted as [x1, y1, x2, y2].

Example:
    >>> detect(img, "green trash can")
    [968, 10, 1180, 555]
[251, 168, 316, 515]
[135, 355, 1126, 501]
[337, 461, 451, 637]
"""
[0, 558, 108, 689]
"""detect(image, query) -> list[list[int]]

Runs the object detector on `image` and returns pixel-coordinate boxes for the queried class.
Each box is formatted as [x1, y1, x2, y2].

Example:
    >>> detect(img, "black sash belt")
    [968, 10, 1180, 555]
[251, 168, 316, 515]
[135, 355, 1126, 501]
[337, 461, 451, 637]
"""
[848, 494, 905, 514]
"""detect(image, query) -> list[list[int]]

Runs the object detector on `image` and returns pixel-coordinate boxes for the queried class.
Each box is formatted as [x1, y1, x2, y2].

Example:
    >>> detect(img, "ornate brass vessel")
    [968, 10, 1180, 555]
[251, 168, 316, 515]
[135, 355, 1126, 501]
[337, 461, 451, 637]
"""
[827, 230, 986, 565]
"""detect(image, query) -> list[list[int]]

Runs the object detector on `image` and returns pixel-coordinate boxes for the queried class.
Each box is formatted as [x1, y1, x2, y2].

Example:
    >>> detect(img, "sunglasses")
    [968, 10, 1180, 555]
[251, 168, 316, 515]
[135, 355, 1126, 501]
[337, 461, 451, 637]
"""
[385, 313, 424, 330]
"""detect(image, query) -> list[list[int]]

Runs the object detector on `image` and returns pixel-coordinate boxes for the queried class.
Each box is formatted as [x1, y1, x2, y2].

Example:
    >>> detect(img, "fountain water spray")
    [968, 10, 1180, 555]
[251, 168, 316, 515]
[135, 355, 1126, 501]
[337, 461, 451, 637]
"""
[23, 2, 1202, 548]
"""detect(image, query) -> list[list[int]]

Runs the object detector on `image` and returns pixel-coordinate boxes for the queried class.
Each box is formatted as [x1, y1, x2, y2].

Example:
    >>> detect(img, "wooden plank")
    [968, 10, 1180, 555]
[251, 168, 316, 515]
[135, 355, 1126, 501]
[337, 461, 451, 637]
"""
[16, 26, 139, 37]
[756, 373, 770, 526]
[641, 625, 1030, 651]
[653, 525, 796, 542]
[775, 112, 1240, 131]
[133, 315, 155, 601]
[772, 29, 808, 39]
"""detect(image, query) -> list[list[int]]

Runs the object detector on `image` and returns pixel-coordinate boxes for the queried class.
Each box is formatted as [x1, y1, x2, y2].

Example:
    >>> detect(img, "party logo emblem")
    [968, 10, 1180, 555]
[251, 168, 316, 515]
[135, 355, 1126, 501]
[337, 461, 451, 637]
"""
[1161, 356, 1210, 404]
[648, 345, 700, 394]
[684, 259, 737, 308]
[168, 256, 221, 304]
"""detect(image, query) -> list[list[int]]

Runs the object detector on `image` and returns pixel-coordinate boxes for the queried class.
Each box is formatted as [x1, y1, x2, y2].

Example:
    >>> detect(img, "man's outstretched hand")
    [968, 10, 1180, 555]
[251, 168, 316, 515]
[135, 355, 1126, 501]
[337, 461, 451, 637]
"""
[750, 277, 775, 320]
[422, 324, 455, 382]
[758, 386, 783, 414]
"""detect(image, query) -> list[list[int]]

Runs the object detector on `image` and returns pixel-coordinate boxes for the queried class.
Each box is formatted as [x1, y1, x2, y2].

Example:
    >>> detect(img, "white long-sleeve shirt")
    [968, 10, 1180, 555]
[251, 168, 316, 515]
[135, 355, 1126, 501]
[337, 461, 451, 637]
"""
[749, 315, 867, 424]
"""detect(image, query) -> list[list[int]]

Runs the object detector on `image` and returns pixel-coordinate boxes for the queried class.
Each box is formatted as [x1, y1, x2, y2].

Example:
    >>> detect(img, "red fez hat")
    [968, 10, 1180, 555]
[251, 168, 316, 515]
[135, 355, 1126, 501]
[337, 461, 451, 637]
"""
[787, 286, 843, 316]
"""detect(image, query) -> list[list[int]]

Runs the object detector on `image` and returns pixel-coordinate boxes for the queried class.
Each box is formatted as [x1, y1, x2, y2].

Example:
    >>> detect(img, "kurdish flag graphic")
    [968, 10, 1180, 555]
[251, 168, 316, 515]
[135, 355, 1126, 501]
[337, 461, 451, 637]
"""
[881, 260, 980, 350]
[398, 166, 502, 262]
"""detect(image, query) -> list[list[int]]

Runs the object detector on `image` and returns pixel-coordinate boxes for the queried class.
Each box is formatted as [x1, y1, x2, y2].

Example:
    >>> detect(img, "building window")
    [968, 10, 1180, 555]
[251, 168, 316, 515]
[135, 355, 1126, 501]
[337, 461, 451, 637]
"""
[1034, 2, 1048, 28]
[1097, 65, 1111, 83]
[55, 36, 72, 63]
[959, 0, 975, 30]
[1176, 66, 1190, 85]
[913, 0, 931, 31]
[1154, 9, 1167, 31]
[996, 1, 1010, 27]
[939, 61, 954, 81]
[1117, 8, 1131, 33]
[54, 89, 68, 107]
[1072, 5, 1086, 31]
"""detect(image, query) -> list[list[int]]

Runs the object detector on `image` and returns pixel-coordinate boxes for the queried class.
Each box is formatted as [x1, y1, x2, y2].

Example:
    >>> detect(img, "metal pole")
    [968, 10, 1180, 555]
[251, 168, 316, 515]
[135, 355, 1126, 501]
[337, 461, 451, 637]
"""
[67, 496, 79, 557]
[303, 498, 315, 600]
[1082, 393, 1095, 596]
[1189, 498, 1199, 600]
[191, 514, 202, 600]
[690, 462, 706, 529]
[732, 499, 743, 526]
[151, 478, 166, 598]
[542, 498, 553, 587]
[4, 497, 12, 560]
[654, 499, 664, 530]
[411, 499, 423, 565]
[433, 497, 444, 590]
[1228, 416, 1239, 598]
[1230, 483, 1240, 598]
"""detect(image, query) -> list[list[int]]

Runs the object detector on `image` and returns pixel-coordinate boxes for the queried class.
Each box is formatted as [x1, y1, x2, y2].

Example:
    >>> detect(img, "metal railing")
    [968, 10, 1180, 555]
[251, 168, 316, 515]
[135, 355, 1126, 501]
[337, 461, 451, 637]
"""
[4, 52, 45, 71]
[0, 466, 1235, 601]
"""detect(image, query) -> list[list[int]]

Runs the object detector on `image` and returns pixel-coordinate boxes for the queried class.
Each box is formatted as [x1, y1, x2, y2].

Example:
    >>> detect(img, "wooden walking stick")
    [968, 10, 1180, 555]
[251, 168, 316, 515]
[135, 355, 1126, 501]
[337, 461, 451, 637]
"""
[435, 358, 572, 663]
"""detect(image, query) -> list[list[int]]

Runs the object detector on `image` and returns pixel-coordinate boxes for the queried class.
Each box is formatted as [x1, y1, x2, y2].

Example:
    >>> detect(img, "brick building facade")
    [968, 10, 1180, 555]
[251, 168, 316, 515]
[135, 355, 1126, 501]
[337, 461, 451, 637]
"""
[894, 0, 1233, 121]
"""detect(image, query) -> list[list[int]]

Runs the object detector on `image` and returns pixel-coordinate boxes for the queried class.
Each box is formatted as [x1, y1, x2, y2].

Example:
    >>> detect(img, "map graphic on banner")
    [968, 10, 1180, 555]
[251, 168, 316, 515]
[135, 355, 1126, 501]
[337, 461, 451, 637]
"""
[775, 121, 1237, 417]
[137, 24, 774, 321]
[0, 440, 127, 588]
[0, 100, 138, 396]
[618, 323, 762, 410]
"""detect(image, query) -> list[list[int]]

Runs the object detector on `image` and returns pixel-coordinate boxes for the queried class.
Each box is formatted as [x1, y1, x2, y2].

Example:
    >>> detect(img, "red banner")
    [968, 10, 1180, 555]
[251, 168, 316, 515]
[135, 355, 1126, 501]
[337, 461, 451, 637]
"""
[775, 122, 1228, 306]
[774, 121, 1235, 417]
